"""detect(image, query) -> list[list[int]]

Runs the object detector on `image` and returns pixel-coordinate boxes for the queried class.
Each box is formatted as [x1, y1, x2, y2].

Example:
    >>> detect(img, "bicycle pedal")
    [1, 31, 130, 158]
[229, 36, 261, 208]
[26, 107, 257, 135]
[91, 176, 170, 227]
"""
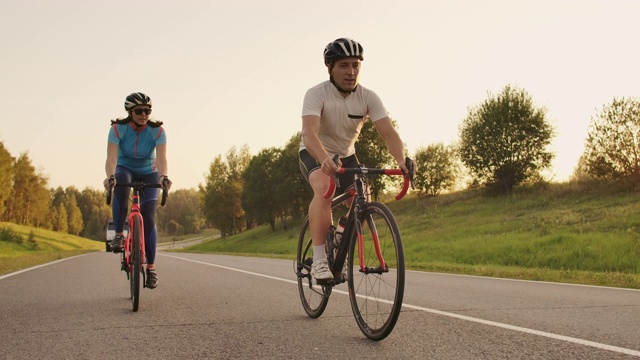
[315, 278, 335, 286]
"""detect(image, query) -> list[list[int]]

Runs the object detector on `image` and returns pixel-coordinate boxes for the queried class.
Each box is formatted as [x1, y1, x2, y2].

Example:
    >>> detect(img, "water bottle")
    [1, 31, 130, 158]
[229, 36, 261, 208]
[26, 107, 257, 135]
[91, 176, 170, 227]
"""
[333, 216, 347, 253]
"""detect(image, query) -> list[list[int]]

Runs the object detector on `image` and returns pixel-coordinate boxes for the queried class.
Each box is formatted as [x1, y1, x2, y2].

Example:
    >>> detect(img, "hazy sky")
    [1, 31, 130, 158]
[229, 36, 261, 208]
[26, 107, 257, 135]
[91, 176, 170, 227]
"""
[1, 0, 638, 190]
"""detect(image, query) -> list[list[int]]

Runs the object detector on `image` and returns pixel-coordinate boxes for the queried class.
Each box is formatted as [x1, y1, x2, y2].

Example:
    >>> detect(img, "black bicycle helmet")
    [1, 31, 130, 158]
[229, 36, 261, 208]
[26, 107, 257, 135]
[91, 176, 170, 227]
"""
[124, 92, 152, 111]
[323, 38, 364, 67]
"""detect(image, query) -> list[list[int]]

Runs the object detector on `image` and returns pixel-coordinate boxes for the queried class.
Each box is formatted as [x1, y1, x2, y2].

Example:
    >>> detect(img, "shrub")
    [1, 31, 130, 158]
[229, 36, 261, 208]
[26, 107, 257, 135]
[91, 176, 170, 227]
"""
[0, 227, 24, 245]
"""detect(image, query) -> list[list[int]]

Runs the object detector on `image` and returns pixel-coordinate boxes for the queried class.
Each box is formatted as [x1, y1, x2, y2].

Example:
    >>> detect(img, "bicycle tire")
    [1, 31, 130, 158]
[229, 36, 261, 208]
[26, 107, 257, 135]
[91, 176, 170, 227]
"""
[295, 215, 331, 318]
[347, 202, 405, 341]
[130, 215, 142, 312]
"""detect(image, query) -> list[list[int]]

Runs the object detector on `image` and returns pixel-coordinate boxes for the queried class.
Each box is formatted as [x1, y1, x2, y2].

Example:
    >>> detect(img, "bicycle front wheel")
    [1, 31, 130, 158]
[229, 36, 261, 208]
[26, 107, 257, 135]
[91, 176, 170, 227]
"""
[130, 215, 142, 312]
[348, 202, 405, 341]
[295, 215, 331, 318]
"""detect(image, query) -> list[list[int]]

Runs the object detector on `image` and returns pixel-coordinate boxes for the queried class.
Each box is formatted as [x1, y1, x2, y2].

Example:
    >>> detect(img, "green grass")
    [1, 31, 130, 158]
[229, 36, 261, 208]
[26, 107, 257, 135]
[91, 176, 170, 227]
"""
[3, 181, 640, 289]
[182, 224, 299, 259]
[0, 222, 102, 276]
[179, 182, 640, 289]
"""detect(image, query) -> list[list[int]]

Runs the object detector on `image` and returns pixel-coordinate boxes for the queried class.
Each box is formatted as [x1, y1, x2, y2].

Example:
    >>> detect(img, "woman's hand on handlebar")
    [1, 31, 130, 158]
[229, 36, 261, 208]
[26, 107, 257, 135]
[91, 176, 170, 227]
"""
[103, 175, 116, 191]
[160, 175, 172, 192]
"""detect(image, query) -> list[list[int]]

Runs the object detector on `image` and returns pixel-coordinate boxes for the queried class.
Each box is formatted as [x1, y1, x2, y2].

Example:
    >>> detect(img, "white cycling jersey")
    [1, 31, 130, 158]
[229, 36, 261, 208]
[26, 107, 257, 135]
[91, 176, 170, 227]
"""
[300, 80, 389, 158]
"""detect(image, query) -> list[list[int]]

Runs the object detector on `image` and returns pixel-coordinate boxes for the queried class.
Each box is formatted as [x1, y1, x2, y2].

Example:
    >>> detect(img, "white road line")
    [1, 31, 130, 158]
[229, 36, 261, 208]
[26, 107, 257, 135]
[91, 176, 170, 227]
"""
[164, 254, 640, 358]
[0, 254, 88, 280]
[400, 302, 640, 357]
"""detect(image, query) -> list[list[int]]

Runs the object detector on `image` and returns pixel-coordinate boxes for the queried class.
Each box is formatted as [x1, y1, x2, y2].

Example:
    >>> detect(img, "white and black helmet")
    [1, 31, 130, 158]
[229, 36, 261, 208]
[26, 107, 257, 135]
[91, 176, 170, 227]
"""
[323, 38, 364, 66]
[124, 92, 152, 111]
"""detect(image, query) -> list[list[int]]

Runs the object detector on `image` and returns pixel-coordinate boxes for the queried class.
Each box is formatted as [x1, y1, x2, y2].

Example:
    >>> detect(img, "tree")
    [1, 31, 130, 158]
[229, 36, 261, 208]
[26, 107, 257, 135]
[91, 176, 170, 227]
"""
[274, 133, 311, 225]
[582, 97, 640, 180]
[65, 193, 84, 236]
[0, 142, 14, 220]
[354, 118, 397, 200]
[156, 188, 205, 235]
[77, 187, 112, 240]
[51, 188, 67, 232]
[166, 220, 182, 236]
[52, 202, 69, 233]
[242, 148, 281, 230]
[200, 146, 251, 236]
[50, 187, 83, 235]
[4, 153, 51, 227]
[414, 143, 459, 196]
[459, 84, 554, 194]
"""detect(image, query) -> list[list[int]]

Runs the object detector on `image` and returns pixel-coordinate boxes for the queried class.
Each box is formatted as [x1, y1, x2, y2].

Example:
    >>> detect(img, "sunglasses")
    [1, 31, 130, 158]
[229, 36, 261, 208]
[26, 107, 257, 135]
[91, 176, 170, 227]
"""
[133, 108, 152, 115]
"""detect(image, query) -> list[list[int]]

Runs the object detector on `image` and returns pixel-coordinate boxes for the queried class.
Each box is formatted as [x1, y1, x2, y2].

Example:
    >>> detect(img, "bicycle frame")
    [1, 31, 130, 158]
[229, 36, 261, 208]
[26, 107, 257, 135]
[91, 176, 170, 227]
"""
[325, 167, 410, 278]
[124, 190, 146, 270]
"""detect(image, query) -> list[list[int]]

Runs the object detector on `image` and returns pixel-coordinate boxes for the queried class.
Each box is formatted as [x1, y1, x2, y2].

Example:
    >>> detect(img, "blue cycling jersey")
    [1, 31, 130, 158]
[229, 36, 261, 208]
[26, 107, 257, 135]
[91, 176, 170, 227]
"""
[108, 122, 167, 175]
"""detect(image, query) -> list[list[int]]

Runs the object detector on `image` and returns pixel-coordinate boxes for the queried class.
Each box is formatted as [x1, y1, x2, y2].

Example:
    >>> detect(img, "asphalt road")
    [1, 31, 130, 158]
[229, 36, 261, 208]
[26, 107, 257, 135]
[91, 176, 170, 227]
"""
[1, 251, 639, 359]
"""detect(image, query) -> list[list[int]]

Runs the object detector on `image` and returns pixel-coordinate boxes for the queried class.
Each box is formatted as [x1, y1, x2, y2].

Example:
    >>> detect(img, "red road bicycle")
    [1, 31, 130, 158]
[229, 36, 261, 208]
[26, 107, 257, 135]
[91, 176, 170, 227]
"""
[295, 157, 415, 340]
[106, 179, 167, 312]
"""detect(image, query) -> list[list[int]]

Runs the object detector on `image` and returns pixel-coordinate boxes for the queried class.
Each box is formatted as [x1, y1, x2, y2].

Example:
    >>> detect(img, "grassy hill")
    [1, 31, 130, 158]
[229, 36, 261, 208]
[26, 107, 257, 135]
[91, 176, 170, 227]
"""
[3, 181, 639, 289]
[0, 222, 102, 276]
[182, 181, 640, 289]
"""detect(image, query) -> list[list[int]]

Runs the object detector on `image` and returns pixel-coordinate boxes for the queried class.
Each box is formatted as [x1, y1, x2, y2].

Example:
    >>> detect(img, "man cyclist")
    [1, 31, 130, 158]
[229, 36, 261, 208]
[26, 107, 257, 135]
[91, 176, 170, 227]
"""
[298, 37, 415, 283]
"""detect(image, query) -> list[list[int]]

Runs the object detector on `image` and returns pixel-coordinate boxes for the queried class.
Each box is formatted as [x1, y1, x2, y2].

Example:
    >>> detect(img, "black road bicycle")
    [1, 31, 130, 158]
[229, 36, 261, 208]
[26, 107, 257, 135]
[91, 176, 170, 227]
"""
[294, 157, 414, 340]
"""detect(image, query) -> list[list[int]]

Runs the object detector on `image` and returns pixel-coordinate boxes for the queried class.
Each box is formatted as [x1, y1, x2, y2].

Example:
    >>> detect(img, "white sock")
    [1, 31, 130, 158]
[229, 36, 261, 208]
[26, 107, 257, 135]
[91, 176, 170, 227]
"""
[313, 245, 326, 262]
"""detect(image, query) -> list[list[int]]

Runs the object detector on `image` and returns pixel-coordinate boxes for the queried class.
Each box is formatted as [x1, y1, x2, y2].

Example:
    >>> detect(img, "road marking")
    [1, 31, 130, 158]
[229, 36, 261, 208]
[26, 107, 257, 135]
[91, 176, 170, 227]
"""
[400, 302, 640, 357]
[0, 254, 86, 280]
[164, 254, 640, 358]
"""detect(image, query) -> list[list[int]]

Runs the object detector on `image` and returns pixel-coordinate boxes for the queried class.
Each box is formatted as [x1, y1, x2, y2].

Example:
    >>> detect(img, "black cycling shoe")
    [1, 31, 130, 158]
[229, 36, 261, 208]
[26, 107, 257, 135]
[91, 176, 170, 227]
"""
[145, 268, 158, 289]
[110, 235, 124, 253]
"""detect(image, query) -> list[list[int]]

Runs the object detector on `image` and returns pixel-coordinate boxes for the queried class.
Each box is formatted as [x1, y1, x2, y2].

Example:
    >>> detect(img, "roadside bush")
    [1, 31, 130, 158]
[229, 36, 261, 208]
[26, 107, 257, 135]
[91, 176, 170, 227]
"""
[27, 231, 39, 250]
[0, 227, 24, 245]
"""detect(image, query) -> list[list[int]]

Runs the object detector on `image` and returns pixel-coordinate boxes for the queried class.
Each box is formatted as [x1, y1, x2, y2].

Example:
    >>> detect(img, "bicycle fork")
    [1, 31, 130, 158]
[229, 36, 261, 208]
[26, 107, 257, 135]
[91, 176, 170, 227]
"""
[355, 214, 389, 275]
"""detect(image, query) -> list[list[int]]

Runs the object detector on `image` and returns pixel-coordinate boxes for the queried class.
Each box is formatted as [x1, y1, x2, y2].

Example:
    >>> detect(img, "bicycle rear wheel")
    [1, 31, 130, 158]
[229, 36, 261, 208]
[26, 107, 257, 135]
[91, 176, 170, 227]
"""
[130, 215, 142, 312]
[348, 202, 405, 341]
[295, 215, 331, 318]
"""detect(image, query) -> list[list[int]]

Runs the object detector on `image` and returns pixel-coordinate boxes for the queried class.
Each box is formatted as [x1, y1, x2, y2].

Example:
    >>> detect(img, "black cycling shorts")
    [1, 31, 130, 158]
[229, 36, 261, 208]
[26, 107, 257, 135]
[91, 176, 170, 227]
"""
[298, 149, 358, 196]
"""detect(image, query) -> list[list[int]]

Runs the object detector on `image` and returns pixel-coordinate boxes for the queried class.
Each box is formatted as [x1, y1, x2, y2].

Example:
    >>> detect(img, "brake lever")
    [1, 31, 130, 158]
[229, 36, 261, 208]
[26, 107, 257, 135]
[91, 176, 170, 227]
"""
[332, 154, 341, 189]
[405, 157, 416, 190]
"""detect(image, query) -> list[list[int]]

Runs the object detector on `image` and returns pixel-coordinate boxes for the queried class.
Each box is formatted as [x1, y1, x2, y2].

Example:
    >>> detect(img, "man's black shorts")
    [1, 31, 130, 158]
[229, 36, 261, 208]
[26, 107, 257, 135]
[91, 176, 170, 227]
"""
[298, 149, 358, 196]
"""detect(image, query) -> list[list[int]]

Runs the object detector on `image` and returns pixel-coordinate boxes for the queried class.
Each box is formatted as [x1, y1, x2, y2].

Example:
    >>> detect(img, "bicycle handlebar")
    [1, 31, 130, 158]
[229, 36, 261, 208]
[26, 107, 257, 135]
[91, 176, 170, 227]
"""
[105, 179, 169, 206]
[323, 157, 416, 201]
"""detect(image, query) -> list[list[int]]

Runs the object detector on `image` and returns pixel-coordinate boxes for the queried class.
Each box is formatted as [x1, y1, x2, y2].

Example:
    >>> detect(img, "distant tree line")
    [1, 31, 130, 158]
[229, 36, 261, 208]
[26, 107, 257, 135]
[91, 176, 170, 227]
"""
[198, 86, 639, 235]
[0, 142, 204, 240]
[2, 86, 637, 239]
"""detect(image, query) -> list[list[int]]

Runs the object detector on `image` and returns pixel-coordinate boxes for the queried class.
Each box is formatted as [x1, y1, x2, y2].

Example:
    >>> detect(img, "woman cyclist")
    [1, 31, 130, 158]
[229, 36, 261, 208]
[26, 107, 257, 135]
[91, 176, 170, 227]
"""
[103, 92, 172, 289]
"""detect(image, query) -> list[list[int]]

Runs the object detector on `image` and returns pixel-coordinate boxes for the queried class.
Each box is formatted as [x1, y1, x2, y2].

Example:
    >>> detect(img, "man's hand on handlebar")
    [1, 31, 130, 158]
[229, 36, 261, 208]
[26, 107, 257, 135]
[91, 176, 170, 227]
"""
[321, 154, 341, 176]
[403, 157, 416, 190]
